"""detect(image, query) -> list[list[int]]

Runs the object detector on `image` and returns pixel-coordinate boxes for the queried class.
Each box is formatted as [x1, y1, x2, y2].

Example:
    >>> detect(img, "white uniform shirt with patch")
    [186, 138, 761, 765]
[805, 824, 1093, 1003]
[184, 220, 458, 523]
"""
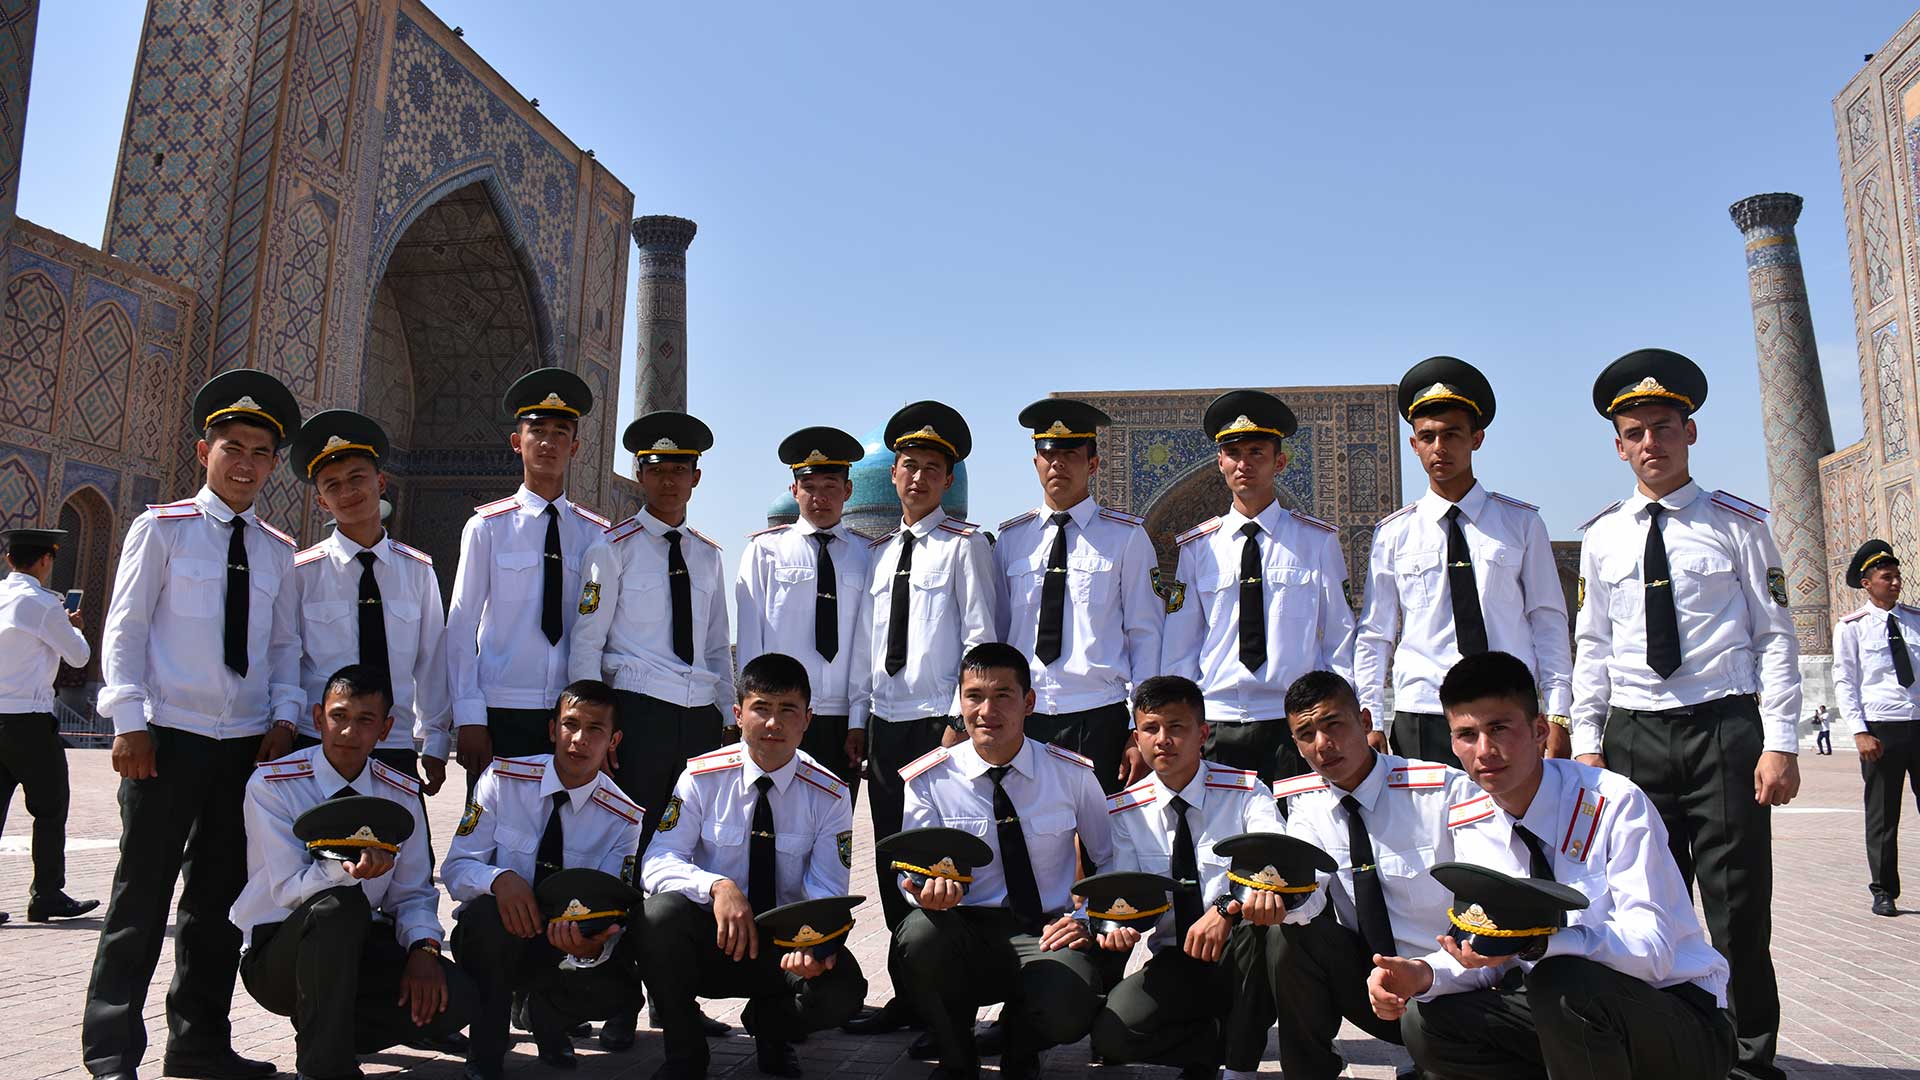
[292, 530, 451, 757]
[1106, 759, 1280, 950]
[230, 746, 440, 950]
[97, 486, 302, 737]
[570, 508, 733, 709]
[1349, 484, 1572, 723]
[1832, 602, 1920, 734]
[0, 571, 89, 712]
[735, 519, 874, 727]
[441, 753, 644, 911]
[1571, 482, 1801, 755]
[641, 747, 852, 909]
[864, 509, 997, 722]
[1423, 758, 1729, 1004]
[445, 486, 610, 727]
[993, 498, 1164, 715]
[899, 737, 1114, 914]
[1160, 501, 1353, 722]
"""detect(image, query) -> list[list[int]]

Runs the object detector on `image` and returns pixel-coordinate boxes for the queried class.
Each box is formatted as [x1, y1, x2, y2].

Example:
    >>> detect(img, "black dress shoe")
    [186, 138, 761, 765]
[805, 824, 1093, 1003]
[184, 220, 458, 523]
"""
[91, 1073, 136, 1080]
[971, 1020, 1003, 1058]
[601, 1010, 638, 1051]
[160, 1050, 277, 1080]
[1179, 1067, 1216, 1080]
[924, 1068, 979, 1080]
[908, 1032, 939, 1060]
[27, 893, 99, 921]
[1000, 1050, 1040, 1080]
[536, 1031, 579, 1069]
[1873, 895, 1899, 917]
[406, 1030, 469, 1054]
[650, 1060, 709, 1080]
[757, 1037, 803, 1078]
[652, 1005, 729, 1036]
[841, 1000, 916, 1035]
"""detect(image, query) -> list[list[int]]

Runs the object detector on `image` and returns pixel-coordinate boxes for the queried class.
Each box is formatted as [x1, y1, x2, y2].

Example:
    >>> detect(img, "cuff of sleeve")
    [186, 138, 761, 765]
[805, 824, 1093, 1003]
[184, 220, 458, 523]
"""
[1571, 719, 1603, 758]
[1284, 889, 1327, 925]
[1540, 924, 1590, 961]
[1411, 952, 1453, 1002]
[111, 703, 149, 736]
[693, 872, 724, 906]
[422, 728, 452, 760]
[454, 701, 488, 730]
[1543, 688, 1573, 719]
[397, 918, 444, 951]
[848, 706, 869, 732]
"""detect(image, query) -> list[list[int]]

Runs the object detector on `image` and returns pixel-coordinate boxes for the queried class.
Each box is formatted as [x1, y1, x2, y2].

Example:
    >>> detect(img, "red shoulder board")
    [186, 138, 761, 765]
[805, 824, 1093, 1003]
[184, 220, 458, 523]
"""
[937, 518, 978, 538]
[1577, 501, 1622, 531]
[1045, 743, 1094, 771]
[749, 524, 791, 539]
[476, 496, 520, 518]
[606, 516, 645, 544]
[797, 761, 848, 799]
[491, 756, 546, 782]
[899, 746, 950, 782]
[1290, 510, 1336, 533]
[1204, 764, 1257, 791]
[256, 520, 296, 548]
[1176, 518, 1221, 546]
[1376, 503, 1418, 528]
[1106, 779, 1156, 815]
[1842, 607, 1871, 624]
[1386, 764, 1448, 789]
[293, 546, 327, 567]
[389, 540, 432, 566]
[1488, 491, 1540, 512]
[1099, 507, 1145, 527]
[591, 786, 642, 823]
[1559, 787, 1606, 864]
[150, 500, 203, 521]
[1447, 794, 1495, 828]
[869, 530, 899, 549]
[1710, 490, 1768, 523]
[686, 527, 721, 550]
[570, 504, 611, 530]
[372, 759, 420, 796]
[999, 510, 1039, 531]
[256, 753, 314, 782]
[1272, 772, 1328, 800]
[688, 747, 743, 775]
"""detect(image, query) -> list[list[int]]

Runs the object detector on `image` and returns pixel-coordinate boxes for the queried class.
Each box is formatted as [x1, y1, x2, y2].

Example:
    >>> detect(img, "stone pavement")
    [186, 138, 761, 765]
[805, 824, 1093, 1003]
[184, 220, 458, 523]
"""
[2, 749, 1917, 1080]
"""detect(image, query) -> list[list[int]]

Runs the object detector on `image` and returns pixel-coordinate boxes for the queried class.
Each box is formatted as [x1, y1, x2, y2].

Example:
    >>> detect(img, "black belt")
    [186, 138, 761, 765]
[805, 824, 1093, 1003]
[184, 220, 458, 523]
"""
[1616, 693, 1756, 719]
[1664, 979, 1721, 1018]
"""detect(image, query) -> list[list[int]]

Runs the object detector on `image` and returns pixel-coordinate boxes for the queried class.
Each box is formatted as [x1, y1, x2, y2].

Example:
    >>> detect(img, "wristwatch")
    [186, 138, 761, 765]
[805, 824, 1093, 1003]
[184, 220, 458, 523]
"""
[1212, 894, 1242, 925]
[1545, 715, 1572, 730]
[409, 938, 442, 957]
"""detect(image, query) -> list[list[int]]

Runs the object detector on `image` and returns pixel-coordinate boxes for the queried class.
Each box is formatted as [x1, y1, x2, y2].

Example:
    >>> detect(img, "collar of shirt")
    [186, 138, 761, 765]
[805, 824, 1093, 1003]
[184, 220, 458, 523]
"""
[740, 750, 801, 794]
[194, 484, 256, 527]
[1621, 479, 1703, 521]
[1220, 499, 1284, 540]
[1417, 481, 1489, 526]
[791, 517, 847, 541]
[1332, 750, 1393, 814]
[1151, 765, 1208, 824]
[1510, 758, 1566, 850]
[515, 484, 569, 519]
[4, 570, 39, 590]
[310, 748, 375, 797]
[539, 765, 601, 812]
[901, 507, 950, 540]
[1038, 496, 1097, 532]
[638, 505, 692, 537]
[950, 736, 1037, 781]
[324, 528, 392, 566]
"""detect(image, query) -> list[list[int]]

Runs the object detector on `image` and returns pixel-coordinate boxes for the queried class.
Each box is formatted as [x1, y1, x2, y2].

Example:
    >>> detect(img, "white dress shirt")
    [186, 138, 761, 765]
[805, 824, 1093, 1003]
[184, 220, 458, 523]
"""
[1422, 758, 1730, 1005]
[1276, 753, 1457, 959]
[900, 736, 1114, 914]
[441, 753, 644, 908]
[1572, 481, 1802, 756]
[1832, 601, 1920, 734]
[864, 509, 997, 722]
[98, 486, 302, 737]
[641, 746, 853, 908]
[1160, 500, 1353, 722]
[445, 487, 610, 728]
[1350, 483, 1572, 723]
[231, 745, 441, 950]
[994, 498, 1165, 715]
[735, 518, 874, 726]
[570, 508, 733, 708]
[292, 530, 452, 757]
[1107, 759, 1282, 949]
[0, 572, 89, 712]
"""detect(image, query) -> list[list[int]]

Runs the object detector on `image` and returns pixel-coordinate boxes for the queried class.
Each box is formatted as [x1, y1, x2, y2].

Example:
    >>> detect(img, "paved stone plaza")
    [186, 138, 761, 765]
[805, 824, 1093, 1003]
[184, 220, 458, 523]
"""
[1, 749, 1916, 1080]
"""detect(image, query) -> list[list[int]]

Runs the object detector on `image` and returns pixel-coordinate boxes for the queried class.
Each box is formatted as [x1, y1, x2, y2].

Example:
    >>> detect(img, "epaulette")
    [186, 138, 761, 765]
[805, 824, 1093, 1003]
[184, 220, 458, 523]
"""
[389, 540, 432, 565]
[1203, 763, 1257, 792]
[476, 495, 519, 518]
[869, 530, 899, 549]
[371, 758, 420, 796]
[256, 754, 313, 781]
[1488, 491, 1539, 512]
[1447, 793, 1495, 828]
[1577, 501, 1622, 531]
[1376, 503, 1418, 528]
[570, 504, 611, 529]
[1560, 787, 1606, 864]
[1710, 490, 1769, 524]
[149, 499, 201, 521]
[1099, 507, 1146, 527]
[936, 518, 979, 538]
[1386, 764, 1449, 789]
[899, 746, 950, 782]
[1272, 772, 1328, 800]
[688, 746, 744, 775]
[1176, 518, 1221, 546]
[748, 524, 791, 539]
[1107, 778, 1156, 815]
[686, 526, 722, 550]
[1900, 603, 1920, 617]
[1290, 510, 1337, 533]
[491, 756, 546, 782]
[797, 760, 848, 800]
[293, 545, 327, 567]
[257, 520, 296, 548]
[590, 785, 641, 823]
[606, 516, 646, 544]
[1000, 510, 1039, 531]
[1843, 607, 1872, 624]
[1045, 743, 1094, 771]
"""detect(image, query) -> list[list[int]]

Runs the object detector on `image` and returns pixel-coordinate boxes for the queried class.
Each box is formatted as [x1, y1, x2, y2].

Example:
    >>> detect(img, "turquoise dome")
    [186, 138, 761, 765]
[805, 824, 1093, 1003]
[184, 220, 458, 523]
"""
[767, 489, 799, 525]
[845, 423, 967, 532]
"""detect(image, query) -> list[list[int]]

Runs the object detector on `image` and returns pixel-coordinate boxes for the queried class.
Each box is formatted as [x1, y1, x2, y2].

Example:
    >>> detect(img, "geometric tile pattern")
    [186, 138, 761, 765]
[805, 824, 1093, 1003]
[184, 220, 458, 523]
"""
[0, 443, 46, 529]
[0, 267, 63, 431]
[66, 302, 132, 450]
[1874, 320, 1907, 463]
[0, 0, 39, 238]
[1858, 170, 1896, 311]
[265, 194, 333, 395]
[293, 0, 358, 167]
[209, 0, 296, 376]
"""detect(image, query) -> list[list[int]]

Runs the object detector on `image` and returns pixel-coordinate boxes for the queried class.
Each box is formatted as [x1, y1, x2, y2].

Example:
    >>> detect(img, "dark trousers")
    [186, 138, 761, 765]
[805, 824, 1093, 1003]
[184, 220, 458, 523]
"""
[643, 892, 867, 1072]
[1401, 958, 1734, 1080]
[867, 715, 951, 1009]
[1863, 720, 1920, 901]
[241, 885, 475, 1079]
[1205, 718, 1306, 785]
[487, 706, 555, 759]
[453, 895, 647, 1070]
[82, 725, 260, 1075]
[896, 906, 1101, 1072]
[1391, 710, 1462, 769]
[801, 712, 861, 802]
[1092, 925, 1275, 1071]
[1027, 700, 1131, 795]
[1816, 728, 1832, 754]
[0, 711, 70, 897]
[613, 691, 724, 839]
[1269, 908, 1403, 1079]
[1604, 694, 1779, 1080]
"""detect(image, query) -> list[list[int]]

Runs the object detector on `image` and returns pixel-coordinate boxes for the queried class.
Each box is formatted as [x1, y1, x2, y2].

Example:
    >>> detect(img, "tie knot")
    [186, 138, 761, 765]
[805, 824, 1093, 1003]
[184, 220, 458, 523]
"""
[664, 528, 682, 543]
[1239, 521, 1260, 540]
[231, 516, 246, 532]
[1340, 793, 1363, 816]
[814, 532, 832, 549]
[900, 531, 915, 549]
[552, 790, 567, 809]
[1168, 794, 1189, 815]
[356, 551, 377, 568]
[987, 764, 1011, 785]
[1050, 511, 1072, 528]
[1647, 503, 1666, 522]
[544, 504, 558, 518]
[755, 775, 773, 793]
[1445, 504, 1462, 522]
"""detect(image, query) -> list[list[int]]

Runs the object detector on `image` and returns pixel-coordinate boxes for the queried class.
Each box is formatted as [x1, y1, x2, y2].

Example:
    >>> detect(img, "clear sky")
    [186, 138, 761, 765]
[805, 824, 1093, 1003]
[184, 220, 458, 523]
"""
[18, 1, 1912, 561]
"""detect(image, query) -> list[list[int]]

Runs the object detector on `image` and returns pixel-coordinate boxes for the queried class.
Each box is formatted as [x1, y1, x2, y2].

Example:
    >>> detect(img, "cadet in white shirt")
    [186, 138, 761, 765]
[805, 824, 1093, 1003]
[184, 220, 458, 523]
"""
[234, 665, 473, 1080]
[447, 368, 611, 777]
[892, 643, 1113, 1080]
[84, 369, 303, 1080]
[1372, 652, 1734, 1080]
[287, 410, 451, 790]
[0, 527, 97, 925]
[442, 680, 646, 1078]
[1832, 539, 1920, 917]
[1161, 390, 1353, 786]
[1091, 675, 1285, 1080]
[642, 654, 866, 1080]
[996, 398, 1163, 794]
[1350, 357, 1573, 766]
[736, 426, 874, 794]
[1571, 349, 1796, 1080]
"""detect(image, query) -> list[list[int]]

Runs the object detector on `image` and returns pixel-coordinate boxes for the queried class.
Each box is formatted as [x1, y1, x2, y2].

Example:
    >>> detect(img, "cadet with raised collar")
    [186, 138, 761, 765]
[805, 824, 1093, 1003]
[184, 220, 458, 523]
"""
[233, 664, 473, 1080]
[1350, 357, 1573, 766]
[442, 679, 647, 1078]
[1373, 652, 1734, 1080]
[446, 368, 611, 779]
[642, 654, 866, 1080]
[1833, 538, 1920, 917]
[0, 528, 97, 925]
[892, 643, 1113, 1080]
[1571, 347, 1796, 1080]
[737, 426, 875, 794]
[1161, 390, 1353, 786]
[1092, 675, 1286, 1080]
[288, 410, 451, 792]
[995, 399, 1163, 794]
[845, 401, 997, 1037]
[84, 368, 304, 1080]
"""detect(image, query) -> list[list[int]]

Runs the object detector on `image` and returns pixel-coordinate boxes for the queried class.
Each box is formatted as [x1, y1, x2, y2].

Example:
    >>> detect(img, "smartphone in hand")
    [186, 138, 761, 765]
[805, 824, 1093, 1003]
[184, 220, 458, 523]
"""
[64, 589, 83, 613]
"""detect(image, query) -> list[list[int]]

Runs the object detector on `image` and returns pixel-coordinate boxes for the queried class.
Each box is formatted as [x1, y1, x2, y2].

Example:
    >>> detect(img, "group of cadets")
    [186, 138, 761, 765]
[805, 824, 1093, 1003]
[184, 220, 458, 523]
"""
[8, 342, 1901, 1079]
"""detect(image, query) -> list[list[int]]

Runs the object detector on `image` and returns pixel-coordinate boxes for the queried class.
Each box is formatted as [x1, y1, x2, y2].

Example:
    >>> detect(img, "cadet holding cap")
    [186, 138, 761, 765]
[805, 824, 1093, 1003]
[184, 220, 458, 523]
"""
[1833, 539, 1920, 918]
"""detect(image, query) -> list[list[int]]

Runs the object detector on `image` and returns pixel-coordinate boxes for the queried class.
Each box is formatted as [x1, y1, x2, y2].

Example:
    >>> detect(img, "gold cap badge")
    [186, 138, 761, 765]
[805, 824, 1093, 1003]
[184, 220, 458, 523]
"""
[348, 825, 378, 843]
[563, 898, 590, 919]
[801, 449, 830, 465]
[1107, 898, 1138, 916]
[791, 924, 826, 946]
[321, 435, 352, 453]
[651, 438, 680, 451]
[930, 856, 959, 877]
[1250, 865, 1288, 888]
[1043, 420, 1073, 436]
[540, 393, 568, 408]
[1456, 902, 1499, 932]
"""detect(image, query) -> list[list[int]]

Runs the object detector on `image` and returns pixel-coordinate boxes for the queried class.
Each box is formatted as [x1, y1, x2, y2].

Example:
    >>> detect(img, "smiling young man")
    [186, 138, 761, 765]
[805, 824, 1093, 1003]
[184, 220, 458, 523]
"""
[1832, 539, 1920, 917]
[84, 369, 304, 1080]
[641, 653, 866, 1080]
[1571, 348, 1798, 1080]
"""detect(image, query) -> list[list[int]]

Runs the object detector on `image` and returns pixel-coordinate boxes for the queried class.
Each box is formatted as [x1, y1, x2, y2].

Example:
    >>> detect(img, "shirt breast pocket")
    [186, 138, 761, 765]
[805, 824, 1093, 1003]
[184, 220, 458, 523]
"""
[1394, 551, 1442, 610]
[1025, 808, 1076, 842]
[770, 565, 817, 620]
[626, 570, 669, 623]
[912, 568, 952, 623]
[303, 600, 353, 640]
[1477, 541, 1523, 603]
[945, 815, 992, 839]
[495, 549, 543, 588]
[1269, 565, 1318, 624]
[1007, 558, 1046, 610]
[1601, 558, 1639, 623]
[166, 557, 225, 619]
[774, 832, 813, 857]
[703, 819, 747, 848]
[1672, 552, 1737, 620]
[1068, 554, 1115, 605]
[495, 824, 539, 855]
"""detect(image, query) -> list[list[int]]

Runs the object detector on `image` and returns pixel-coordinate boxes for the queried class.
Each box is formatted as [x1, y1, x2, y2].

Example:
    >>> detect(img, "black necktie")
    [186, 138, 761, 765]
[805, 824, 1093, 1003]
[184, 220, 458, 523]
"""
[664, 529, 694, 664]
[541, 505, 563, 646]
[1514, 823, 1556, 882]
[749, 775, 776, 913]
[1444, 505, 1489, 657]
[1168, 795, 1203, 938]
[1644, 505, 1682, 679]
[1890, 613, 1915, 688]
[1238, 522, 1266, 671]
[1035, 512, 1072, 665]
[328, 784, 355, 801]
[814, 533, 838, 662]
[534, 791, 565, 888]
[885, 532, 915, 676]
[1341, 794, 1397, 958]
[224, 516, 249, 676]
[356, 552, 390, 697]
[987, 764, 1044, 926]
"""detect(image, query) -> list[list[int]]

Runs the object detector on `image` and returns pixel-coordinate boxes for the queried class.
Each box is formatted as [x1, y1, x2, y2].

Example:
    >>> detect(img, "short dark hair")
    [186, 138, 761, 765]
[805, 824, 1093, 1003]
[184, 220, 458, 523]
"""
[555, 678, 618, 718]
[960, 641, 1031, 694]
[739, 653, 813, 705]
[1439, 651, 1539, 717]
[205, 416, 284, 450]
[1284, 670, 1359, 719]
[1132, 675, 1205, 720]
[893, 447, 955, 472]
[5, 544, 55, 570]
[517, 414, 579, 435]
[323, 664, 394, 712]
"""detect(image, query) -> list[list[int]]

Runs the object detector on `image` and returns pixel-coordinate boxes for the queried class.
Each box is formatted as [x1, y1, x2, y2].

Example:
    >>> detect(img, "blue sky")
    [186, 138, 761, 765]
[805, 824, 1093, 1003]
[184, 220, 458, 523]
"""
[18, 1, 1912, 556]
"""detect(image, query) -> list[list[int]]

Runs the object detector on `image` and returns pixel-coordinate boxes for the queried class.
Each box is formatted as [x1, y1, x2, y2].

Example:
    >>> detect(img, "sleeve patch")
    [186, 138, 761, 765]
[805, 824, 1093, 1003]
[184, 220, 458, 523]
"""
[1766, 568, 1789, 607]
[456, 800, 482, 836]
[657, 795, 683, 832]
[837, 830, 853, 868]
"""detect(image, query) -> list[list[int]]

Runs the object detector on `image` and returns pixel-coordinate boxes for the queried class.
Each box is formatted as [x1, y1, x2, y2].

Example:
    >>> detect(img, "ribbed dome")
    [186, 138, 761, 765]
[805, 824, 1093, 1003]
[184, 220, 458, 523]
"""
[766, 489, 799, 527]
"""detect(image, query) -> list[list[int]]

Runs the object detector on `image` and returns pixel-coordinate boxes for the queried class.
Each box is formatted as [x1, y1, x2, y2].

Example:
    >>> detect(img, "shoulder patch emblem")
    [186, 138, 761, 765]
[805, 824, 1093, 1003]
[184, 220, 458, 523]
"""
[456, 799, 482, 836]
[838, 830, 853, 869]
[579, 580, 601, 615]
[1151, 566, 1187, 614]
[1766, 567, 1788, 607]
[622, 853, 638, 886]
[1176, 518, 1222, 546]
[1000, 509, 1039, 531]
[1578, 501, 1623, 531]
[657, 795, 682, 832]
